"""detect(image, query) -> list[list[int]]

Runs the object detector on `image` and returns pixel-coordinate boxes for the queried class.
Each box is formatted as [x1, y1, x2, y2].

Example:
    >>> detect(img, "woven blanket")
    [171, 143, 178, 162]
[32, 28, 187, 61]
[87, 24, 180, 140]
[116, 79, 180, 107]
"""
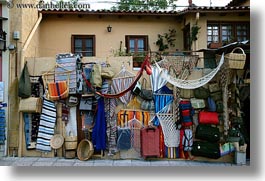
[36, 99, 56, 152]
[0, 109, 5, 144]
[117, 110, 150, 128]
[55, 54, 77, 94]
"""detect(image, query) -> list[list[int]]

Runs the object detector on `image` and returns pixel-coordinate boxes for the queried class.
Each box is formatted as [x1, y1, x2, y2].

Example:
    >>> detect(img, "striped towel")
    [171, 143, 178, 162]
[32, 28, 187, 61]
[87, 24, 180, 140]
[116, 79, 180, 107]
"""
[36, 99, 56, 152]
[48, 81, 68, 100]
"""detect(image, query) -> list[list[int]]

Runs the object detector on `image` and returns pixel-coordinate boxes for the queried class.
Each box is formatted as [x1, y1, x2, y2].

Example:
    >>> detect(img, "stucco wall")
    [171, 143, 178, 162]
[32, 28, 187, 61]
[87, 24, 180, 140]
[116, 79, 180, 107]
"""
[39, 14, 183, 57]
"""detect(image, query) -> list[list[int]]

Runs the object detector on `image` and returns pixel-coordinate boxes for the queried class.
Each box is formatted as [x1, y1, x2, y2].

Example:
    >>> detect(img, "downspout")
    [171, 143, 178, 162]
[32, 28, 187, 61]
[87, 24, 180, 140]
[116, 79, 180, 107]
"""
[20, 13, 42, 70]
[18, 13, 42, 157]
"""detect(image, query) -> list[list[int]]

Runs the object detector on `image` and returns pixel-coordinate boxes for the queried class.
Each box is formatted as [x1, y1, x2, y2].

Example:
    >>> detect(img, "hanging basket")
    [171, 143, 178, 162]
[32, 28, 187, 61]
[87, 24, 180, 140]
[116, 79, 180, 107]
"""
[77, 139, 94, 161]
[225, 47, 246, 69]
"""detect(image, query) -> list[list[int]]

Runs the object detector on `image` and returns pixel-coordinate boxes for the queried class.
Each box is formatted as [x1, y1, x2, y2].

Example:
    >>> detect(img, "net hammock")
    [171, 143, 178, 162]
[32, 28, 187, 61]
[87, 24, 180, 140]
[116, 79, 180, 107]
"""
[155, 53, 224, 89]
[155, 100, 180, 147]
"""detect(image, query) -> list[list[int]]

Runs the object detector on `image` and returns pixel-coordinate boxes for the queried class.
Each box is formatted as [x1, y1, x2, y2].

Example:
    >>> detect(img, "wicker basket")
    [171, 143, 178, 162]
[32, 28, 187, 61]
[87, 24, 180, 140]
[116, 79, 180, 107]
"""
[225, 47, 246, 69]
[77, 139, 94, 161]
[65, 135, 78, 150]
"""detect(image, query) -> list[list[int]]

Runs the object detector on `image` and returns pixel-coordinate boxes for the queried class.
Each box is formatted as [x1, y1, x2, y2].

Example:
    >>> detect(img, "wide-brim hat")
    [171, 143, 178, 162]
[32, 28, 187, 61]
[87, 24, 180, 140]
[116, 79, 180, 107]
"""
[50, 134, 64, 149]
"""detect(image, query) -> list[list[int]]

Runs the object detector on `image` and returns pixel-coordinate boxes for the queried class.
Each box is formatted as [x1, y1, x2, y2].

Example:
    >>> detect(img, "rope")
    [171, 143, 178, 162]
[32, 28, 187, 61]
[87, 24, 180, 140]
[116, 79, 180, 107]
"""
[155, 53, 225, 89]
[82, 55, 152, 98]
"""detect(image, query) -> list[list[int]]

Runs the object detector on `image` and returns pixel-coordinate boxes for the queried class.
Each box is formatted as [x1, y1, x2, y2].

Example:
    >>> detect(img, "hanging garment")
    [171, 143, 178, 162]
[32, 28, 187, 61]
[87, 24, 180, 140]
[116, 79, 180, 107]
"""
[92, 97, 106, 151]
[150, 66, 168, 92]
[36, 98, 56, 152]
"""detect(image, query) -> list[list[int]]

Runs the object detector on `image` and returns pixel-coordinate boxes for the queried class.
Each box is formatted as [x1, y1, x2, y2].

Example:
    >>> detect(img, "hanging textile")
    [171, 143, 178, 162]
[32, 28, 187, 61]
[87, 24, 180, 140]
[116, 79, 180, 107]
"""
[55, 53, 77, 94]
[0, 109, 6, 145]
[92, 97, 106, 151]
[36, 98, 56, 152]
[150, 66, 168, 92]
[155, 53, 224, 89]
[65, 107, 78, 137]
[82, 55, 152, 99]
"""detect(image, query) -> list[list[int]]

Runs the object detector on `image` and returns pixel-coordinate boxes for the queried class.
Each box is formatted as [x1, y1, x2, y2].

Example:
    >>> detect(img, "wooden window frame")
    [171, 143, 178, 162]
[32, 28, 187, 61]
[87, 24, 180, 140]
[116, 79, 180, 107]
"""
[71, 35, 96, 57]
[125, 35, 149, 68]
[207, 21, 250, 46]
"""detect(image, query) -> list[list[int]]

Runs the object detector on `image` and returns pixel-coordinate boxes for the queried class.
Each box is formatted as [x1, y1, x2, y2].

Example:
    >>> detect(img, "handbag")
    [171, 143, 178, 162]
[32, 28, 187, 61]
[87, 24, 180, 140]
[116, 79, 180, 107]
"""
[195, 124, 220, 142]
[101, 66, 115, 79]
[180, 89, 194, 99]
[210, 91, 222, 102]
[90, 64, 102, 88]
[140, 78, 153, 100]
[190, 98, 205, 109]
[198, 111, 219, 125]
[194, 87, 210, 99]
[19, 97, 43, 113]
[141, 99, 155, 111]
[18, 62, 31, 98]
[208, 82, 221, 93]
[47, 81, 69, 101]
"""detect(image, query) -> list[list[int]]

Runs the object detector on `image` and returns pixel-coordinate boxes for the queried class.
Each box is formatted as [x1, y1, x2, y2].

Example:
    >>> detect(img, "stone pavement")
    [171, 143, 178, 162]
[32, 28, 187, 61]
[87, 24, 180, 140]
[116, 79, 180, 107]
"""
[0, 157, 249, 166]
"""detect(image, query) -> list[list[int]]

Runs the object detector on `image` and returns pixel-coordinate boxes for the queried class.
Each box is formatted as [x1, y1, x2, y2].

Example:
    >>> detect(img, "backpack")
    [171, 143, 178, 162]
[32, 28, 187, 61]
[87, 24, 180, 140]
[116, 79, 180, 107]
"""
[207, 97, 216, 112]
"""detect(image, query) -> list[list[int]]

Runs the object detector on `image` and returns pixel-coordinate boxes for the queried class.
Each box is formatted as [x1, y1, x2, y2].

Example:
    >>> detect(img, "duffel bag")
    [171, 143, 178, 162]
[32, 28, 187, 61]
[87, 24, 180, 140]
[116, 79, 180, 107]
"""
[194, 87, 210, 99]
[198, 111, 219, 125]
[191, 141, 221, 159]
[195, 124, 220, 142]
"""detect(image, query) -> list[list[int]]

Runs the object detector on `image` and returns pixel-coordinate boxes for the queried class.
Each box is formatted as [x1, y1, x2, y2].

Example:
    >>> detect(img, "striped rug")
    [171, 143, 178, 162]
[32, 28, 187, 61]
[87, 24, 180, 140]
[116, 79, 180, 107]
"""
[36, 99, 57, 152]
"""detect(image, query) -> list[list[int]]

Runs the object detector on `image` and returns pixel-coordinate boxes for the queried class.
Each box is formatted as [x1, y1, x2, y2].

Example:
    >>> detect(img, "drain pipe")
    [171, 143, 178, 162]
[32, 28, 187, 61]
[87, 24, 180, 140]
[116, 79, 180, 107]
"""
[20, 13, 42, 71]
[18, 13, 42, 157]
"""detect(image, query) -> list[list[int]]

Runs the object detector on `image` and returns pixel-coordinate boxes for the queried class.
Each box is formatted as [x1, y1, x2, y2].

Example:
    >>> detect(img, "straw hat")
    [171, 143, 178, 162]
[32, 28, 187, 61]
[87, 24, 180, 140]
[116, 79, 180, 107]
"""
[77, 139, 94, 161]
[50, 134, 64, 149]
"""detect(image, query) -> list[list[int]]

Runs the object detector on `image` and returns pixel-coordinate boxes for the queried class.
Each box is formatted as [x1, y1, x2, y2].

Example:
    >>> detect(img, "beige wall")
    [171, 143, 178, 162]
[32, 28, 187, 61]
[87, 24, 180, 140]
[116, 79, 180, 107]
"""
[39, 14, 183, 57]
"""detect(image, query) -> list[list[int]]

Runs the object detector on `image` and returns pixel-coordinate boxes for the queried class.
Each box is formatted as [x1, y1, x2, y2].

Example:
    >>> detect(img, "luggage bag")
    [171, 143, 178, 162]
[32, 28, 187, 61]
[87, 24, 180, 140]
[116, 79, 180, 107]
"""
[191, 141, 221, 159]
[140, 127, 160, 159]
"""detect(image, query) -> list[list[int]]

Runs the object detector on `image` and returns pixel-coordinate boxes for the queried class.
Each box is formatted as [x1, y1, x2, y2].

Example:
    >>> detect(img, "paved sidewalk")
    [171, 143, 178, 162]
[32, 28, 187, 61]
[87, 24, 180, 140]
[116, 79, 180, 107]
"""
[0, 157, 249, 166]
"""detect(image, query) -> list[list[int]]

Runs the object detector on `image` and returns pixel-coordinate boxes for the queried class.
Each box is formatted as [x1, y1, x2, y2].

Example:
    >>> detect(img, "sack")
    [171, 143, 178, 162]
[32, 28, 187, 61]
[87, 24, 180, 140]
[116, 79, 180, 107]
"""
[195, 124, 220, 142]
[47, 81, 69, 101]
[190, 98, 205, 109]
[90, 64, 102, 88]
[101, 66, 115, 79]
[194, 87, 210, 99]
[182, 129, 193, 151]
[141, 99, 155, 111]
[139, 78, 153, 100]
[210, 91, 222, 102]
[18, 62, 31, 98]
[216, 101, 223, 113]
[19, 97, 42, 113]
[191, 141, 221, 159]
[208, 82, 221, 93]
[132, 81, 141, 95]
[198, 111, 219, 125]
[180, 89, 194, 99]
[207, 97, 216, 112]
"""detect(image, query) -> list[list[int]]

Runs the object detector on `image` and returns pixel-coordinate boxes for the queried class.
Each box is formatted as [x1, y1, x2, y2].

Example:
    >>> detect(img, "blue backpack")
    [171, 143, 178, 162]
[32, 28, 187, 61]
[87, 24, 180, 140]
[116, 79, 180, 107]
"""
[208, 97, 216, 112]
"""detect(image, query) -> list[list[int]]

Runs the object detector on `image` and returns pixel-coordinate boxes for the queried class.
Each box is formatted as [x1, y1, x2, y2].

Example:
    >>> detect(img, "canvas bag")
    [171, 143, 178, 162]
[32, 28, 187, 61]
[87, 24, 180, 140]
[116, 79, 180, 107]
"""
[139, 78, 153, 100]
[18, 62, 31, 98]
[90, 64, 102, 88]
[79, 97, 93, 111]
[19, 97, 43, 113]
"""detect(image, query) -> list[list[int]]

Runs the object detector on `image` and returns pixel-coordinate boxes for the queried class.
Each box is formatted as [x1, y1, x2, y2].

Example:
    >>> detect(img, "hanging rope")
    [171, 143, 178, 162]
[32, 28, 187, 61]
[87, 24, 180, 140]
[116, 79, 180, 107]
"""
[82, 55, 152, 98]
[155, 53, 225, 89]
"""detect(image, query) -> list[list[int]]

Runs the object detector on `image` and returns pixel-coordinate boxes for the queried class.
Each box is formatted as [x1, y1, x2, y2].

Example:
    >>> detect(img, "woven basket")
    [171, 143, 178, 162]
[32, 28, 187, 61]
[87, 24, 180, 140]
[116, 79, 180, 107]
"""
[77, 139, 94, 161]
[65, 135, 78, 150]
[225, 47, 246, 69]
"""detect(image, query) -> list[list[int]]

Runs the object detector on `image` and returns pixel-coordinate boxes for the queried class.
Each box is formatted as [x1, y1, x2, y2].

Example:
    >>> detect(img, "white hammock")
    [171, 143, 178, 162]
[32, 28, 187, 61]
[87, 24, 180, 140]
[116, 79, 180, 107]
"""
[155, 53, 224, 89]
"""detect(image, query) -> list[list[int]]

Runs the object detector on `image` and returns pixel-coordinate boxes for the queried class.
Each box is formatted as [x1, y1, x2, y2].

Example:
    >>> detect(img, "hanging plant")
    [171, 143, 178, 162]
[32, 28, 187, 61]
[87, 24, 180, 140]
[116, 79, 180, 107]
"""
[155, 28, 176, 52]
[191, 25, 201, 42]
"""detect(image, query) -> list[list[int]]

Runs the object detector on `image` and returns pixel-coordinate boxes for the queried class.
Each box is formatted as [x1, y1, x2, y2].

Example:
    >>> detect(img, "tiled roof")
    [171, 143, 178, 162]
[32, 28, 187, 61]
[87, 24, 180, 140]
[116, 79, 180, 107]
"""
[226, 0, 249, 7]
[39, 6, 250, 16]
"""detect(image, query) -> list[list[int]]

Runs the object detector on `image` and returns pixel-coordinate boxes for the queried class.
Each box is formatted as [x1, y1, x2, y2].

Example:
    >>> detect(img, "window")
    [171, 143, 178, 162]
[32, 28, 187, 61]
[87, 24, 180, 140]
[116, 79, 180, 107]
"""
[71, 35, 95, 57]
[207, 22, 249, 47]
[125, 35, 148, 68]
